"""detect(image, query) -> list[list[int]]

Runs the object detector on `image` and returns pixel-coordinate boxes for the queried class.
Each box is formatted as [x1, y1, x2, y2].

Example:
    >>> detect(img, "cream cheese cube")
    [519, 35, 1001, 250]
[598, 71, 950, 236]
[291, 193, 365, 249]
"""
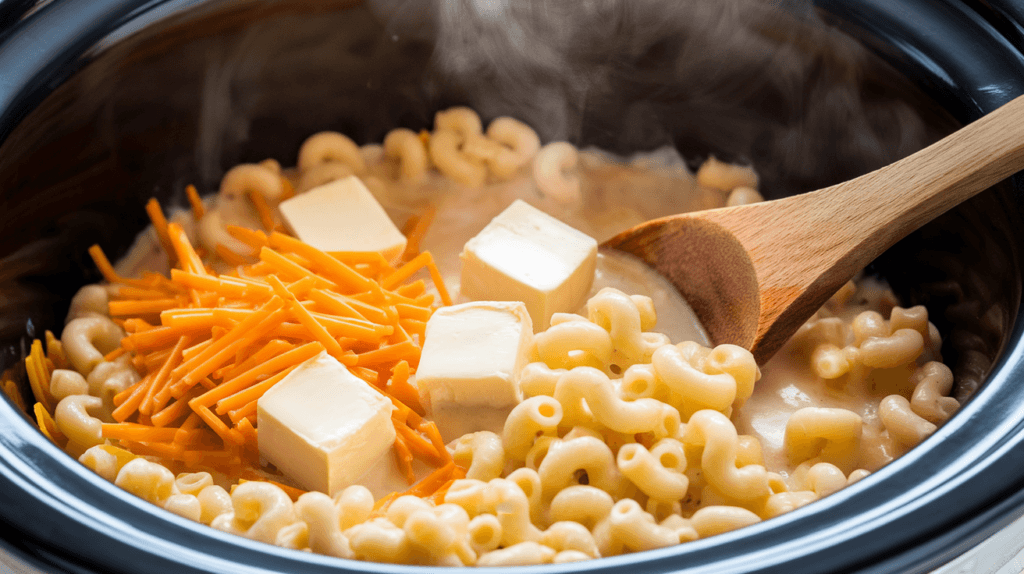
[257, 351, 395, 496]
[416, 301, 533, 441]
[460, 200, 598, 330]
[278, 176, 407, 260]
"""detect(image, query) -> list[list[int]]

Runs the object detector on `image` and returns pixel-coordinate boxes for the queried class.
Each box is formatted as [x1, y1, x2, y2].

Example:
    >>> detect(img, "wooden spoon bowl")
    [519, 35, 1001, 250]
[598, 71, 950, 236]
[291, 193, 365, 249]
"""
[605, 94, 1024, 364]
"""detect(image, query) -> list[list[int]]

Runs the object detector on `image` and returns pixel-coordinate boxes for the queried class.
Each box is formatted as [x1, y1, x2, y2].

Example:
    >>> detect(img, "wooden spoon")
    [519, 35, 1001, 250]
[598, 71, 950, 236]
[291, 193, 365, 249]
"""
[605, 94, 1024, 364]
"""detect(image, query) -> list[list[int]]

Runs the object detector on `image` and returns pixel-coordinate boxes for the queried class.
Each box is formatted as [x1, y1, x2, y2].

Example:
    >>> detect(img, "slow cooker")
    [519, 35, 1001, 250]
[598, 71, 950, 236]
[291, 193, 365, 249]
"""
[0, 0, 1022, 572]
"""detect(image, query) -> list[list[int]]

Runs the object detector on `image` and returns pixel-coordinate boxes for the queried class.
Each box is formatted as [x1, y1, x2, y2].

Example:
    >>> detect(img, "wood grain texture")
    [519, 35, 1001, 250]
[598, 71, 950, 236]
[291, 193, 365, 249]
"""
[606, 93, 1024, 364]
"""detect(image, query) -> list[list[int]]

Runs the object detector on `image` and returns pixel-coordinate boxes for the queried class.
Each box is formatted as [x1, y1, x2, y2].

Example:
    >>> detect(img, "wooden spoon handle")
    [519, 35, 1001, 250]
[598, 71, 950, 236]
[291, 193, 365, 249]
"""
[706, 93, 1024, 358]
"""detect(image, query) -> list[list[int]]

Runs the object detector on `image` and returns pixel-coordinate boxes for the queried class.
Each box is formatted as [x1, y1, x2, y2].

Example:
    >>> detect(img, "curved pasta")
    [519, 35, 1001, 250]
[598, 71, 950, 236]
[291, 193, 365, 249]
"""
[66, 285, 109, 323]
[554, 367, 680, 437]
[503, 397, 562, 461]
[533, 317, 613, 371]
[54, 394, 105, 450]
[164, 494, 202, 522]
[435, 107, 483, 139]
[519, 362, 565, 398]
[383, 128, 429, 184]
[548, 485, 614, 530]
[62, 316, 124, 377]
[784, 407, 863, 474]
[452, 431, 506, 481]
[297, 131, 366, 173]
[651, 344, 737, 416]
[725, 186, 764, 206]
[879, 395, 937, 448]
[586, 288, 669, 368]
[345, 517, 412, 564]
[909, 362, 959, 424]
[115, 458, 175, 506]
[87, 355, 141, 415]
[859, 329, 924, 369]
[49, 369, 89, 402]
[466, 514, 502, 555]
[695, 156, 759, 192]
[197, 485, 232, 525]
[617, 439, 689, 502]
[688, 505, 761, 537]
[485, 117, 541, 180]
[541, 521, 599, 558]
[294, 491, 354, 558]
[210, 481, 297, 545]
[477, 541, 555, 566]
[594, 499, 678, 555]
[429, 130, 487, 188]
[220, 163, 285, 203]
[682, 410, 770, 502]
[537, 436, 630, 499]
[533, 142, 581, 205]
[335, 484, 374, 530]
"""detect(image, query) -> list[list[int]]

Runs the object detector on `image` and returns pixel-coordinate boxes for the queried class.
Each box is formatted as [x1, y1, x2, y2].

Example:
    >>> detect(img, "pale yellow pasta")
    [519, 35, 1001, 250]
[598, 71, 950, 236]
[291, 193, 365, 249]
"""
[335, 484, 374, 530]
[518, 362, 564, 398]
[541, 521, 599, 558]
[533, 316, 613, 370]
[847, 469, 871, 485]
[386, 495, 434, 528]
[696, 156, 759, 192]
[586, 288, 669, 368]
[383, 128, 429, 184]
[258, 158, 282, 174]
[196, 485, 232, 525]
[616, 439, 689, 502]
[78, 445, 120, 482]
[537, 436, 630, 499]
[460, 133, 504, 164]
[296, 162, 354, 194]
[210, 481, 297, 545]
[86, 355, 141, 416]
[115, 458, 175, 507]
[54, 394, 105, 451]
[198, 207, 256, 258]
[851, 310, 888, 344]
[725, 186, 764, 206]
[879, 395, 937, 448]
[682, 410, 770, 502]
[689, 505, 762, 537]
[345, 517, 412, 564]
[658, 514, 699, 543]
[651, 343, 738, 416]
[762, 492, 817, 519]
[502, 397, 562, 461]
[476, 541, 555, 566]
[784, 407, 863, 473]
[533, 141, 581, 205]
[594, 499, 678, 556]
[810, 343, 856, 379]
[220, 163, 285, 203]
[909, 362, 959, 424]
[803, 462, 848, 497]
[443, 479, 495, 518]
[297, 131, 366, 173]
[434, 107, 484, 139]
[489, 479, 543, 546]
[485, 116, 541, 180]
[174, 472, 213, 497]
[860, 329, 924, 369]
[702, 343, 760, 409]
[736, 435, 766, 467]
[49, 369, 88, 402]
[554, 367, 680, 437]
[548, 485, 614, 529]
[62, 316, 124, 377]
[403, 507, 466, 565]
[66, 285, 109, 323]
[428, 130, 487, 188]
[524, 436, 560, 472]
[164, 494, 202, 523]
[274, 522, 309, 551]
[294, 491, 354, 559]
[430, 504, 476, 565]
[620, 363, 658, 401]
[506, 468, 544, 525]
[466, 514, 502, 555]
[452, 431, 505, 481]
[553, 550, 592, 563]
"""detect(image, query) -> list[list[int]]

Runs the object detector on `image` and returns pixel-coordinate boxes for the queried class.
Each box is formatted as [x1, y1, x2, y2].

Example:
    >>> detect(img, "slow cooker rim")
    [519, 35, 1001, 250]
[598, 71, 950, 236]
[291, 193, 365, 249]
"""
[1, 0, 1024, 573]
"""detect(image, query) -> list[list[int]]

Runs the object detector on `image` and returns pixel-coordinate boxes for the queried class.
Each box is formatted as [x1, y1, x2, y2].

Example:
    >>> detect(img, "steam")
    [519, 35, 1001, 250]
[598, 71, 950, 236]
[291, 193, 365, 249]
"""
[375, 0, 947, 197]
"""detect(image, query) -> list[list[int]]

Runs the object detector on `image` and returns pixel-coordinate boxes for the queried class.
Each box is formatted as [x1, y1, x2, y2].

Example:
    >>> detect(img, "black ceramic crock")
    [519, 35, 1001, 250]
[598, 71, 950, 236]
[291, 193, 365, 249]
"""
[0, 1, 1022, 572]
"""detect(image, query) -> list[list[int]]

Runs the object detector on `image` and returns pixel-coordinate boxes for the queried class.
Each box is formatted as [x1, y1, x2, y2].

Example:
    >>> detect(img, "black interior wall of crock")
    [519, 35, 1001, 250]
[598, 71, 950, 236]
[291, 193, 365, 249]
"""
[0, 0, 1012, 406]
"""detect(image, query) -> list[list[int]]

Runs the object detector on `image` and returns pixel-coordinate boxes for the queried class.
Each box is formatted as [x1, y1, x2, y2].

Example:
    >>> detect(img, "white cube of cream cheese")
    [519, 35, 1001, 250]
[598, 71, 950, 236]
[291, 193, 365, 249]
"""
[257, 351, 395, 496]
[460, 199, 598, 330]
[278, 176, 407, 260]
[416, 301, 533, 441]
